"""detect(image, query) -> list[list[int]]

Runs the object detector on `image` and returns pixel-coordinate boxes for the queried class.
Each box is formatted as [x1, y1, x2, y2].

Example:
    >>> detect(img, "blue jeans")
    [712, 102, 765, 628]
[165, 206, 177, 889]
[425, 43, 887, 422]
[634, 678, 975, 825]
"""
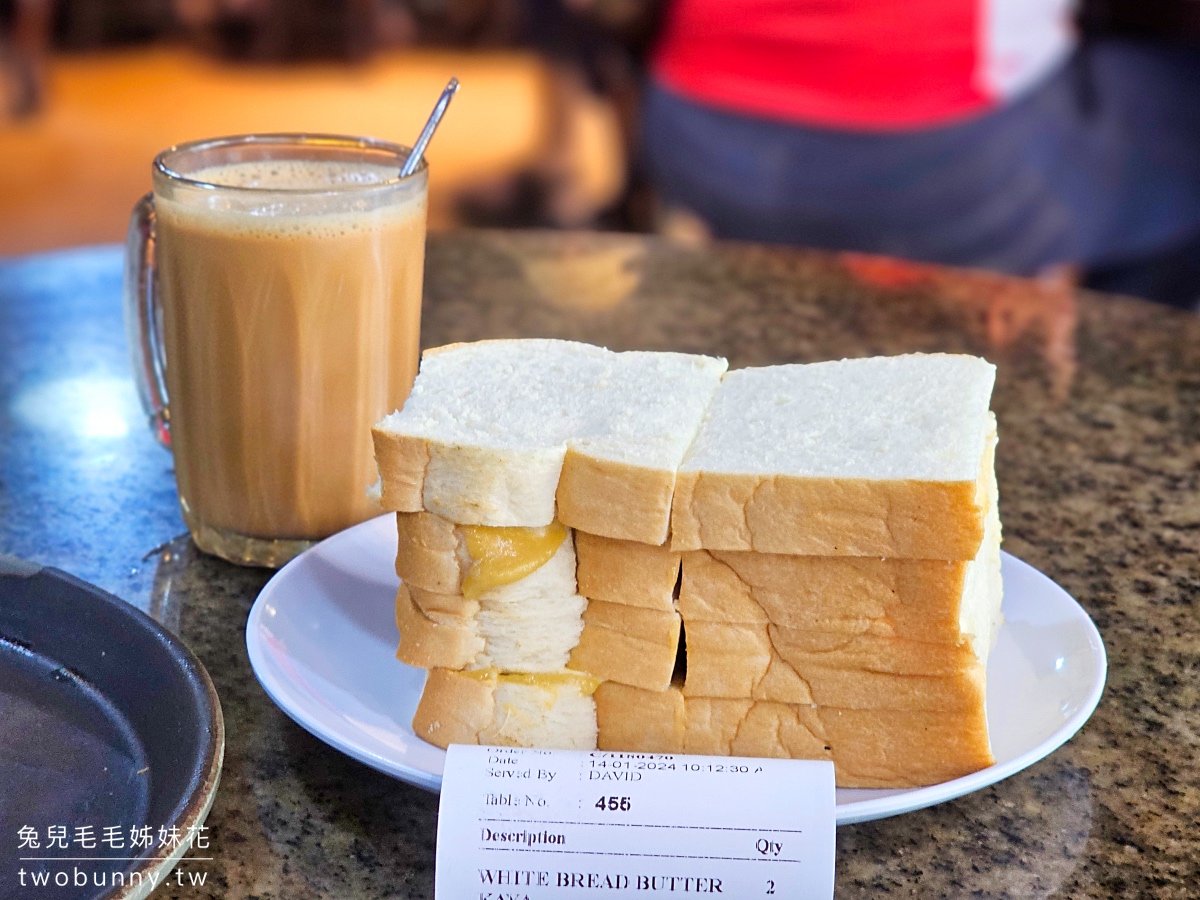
[644, 39, 1200, 282]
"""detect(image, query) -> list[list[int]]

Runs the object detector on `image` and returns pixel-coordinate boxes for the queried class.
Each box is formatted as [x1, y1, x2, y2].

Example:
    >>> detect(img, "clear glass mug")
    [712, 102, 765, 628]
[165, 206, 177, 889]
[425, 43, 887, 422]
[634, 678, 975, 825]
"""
[123, 134, 428, 567]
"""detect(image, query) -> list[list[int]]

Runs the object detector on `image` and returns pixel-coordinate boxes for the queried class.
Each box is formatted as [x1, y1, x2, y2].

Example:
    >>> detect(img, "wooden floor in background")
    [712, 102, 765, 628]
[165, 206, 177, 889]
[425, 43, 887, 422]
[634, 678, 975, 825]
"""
[0, 47, 569, 255]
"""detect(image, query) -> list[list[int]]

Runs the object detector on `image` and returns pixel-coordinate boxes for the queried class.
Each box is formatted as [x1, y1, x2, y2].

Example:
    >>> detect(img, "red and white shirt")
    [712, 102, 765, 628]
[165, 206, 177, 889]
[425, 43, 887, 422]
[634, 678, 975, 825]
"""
[653, 0, 1077, 130]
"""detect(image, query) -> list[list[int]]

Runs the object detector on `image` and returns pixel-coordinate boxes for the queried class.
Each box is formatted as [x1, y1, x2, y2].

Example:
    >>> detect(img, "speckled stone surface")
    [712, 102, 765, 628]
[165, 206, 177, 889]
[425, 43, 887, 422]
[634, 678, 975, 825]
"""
[1, 231, 1197, 898]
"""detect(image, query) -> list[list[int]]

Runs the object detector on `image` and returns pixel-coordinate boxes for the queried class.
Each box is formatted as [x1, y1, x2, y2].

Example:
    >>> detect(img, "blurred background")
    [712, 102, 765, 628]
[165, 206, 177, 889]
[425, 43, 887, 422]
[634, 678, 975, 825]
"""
[1, 0, 1198, 308]
[0, 0, 654, 253]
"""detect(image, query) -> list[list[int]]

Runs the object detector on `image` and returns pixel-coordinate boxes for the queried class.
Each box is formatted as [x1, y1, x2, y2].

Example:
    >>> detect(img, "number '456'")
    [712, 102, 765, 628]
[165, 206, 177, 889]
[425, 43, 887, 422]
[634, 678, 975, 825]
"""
[595, 796, 631, 811]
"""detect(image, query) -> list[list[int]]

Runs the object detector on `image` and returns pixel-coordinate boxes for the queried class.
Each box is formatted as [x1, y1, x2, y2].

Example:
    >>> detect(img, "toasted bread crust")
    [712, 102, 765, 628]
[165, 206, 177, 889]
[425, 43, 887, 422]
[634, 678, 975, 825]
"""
[681, 621, 813, 703]
[394, 584, 483, 670]
[818, 706, 993, 788]
[725, 702, 832, 762]
[557, 451, 676, 545]
[413, 674, 994, 787]
[408, 584, 479, 618]
[373, 429, 428, 512]
[569, 600, 681, 692]
[681, 550, 967, 642]
[394, 511, 465, 593]
[670, 472, 984, 559]
[575, 531, 680, 612]
[682, 619, 986, 711]
[411, 668, 495, 749]
[681, 697, 754, 755]
[595, 682, 685, 753]
[688, 699, 993, 788]
[412, 666, 599, 751]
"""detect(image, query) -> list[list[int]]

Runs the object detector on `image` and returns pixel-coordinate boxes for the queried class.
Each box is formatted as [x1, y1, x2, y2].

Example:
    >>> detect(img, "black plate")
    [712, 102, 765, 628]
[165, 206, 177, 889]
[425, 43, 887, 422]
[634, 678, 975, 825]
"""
[0, 555, 223, 899]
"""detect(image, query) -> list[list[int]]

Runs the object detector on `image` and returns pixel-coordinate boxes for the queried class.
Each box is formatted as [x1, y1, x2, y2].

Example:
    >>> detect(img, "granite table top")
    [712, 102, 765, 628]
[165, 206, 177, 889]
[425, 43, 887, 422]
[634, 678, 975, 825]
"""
[0, 231, 1197, 898]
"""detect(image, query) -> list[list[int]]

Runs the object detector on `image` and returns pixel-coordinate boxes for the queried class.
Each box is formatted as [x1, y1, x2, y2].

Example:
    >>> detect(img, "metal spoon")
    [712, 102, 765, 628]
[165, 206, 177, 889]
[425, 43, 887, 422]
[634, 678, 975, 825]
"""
[400, 77, 459, 177]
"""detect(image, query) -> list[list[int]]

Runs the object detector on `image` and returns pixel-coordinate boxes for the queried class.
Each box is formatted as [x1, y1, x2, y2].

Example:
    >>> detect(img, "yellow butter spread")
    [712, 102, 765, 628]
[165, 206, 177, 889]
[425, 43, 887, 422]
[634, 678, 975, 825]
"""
[459, 668, 602, 696]
[459, 521, 568, 600]
[458, 668, 500, 685]
[500, 671, 602, 695]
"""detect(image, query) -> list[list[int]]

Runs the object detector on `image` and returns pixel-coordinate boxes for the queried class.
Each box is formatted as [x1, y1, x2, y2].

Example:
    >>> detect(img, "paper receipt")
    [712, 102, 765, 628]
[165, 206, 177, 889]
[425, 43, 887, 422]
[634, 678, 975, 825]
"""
[435, 746, 835, 899]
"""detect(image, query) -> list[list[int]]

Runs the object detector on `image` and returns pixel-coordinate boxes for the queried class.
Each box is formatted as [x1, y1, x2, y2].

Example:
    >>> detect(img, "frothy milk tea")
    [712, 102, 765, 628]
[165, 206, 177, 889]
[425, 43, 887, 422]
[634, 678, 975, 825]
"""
[155, 159, 426, 541]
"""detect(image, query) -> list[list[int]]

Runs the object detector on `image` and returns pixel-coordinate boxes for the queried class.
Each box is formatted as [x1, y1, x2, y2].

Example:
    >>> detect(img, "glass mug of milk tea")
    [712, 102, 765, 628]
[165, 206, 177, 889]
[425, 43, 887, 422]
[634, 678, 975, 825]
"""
[123, 134, 427, 567]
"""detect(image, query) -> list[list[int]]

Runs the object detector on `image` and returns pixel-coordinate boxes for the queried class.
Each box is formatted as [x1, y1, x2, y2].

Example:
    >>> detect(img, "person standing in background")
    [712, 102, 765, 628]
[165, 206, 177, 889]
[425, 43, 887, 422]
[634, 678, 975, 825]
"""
[643, 0, 1200, 309]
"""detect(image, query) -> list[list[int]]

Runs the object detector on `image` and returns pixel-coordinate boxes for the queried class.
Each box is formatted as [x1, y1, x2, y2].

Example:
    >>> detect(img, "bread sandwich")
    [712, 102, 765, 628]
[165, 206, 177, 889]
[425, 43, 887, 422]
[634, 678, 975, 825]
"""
[374, 340, 726, 750]
[373, 339, 1003, 787]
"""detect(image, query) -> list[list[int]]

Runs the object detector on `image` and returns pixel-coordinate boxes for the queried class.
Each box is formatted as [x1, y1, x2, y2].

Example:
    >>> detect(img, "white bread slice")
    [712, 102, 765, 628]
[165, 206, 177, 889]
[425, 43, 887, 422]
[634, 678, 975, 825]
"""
[394, 584, 483, 669]
[965, 431, 1004, 657]
[680, 620, 813, 702]
[681, 620, 987, 710]
[678, 426, 1002, 661]
[670, 354, 996, 558]
[671, 441, 1000, 772]
[412, 668, 598, 750]
[680, 551, 970, 642]
[594, 681, 686, 753]
[574, 531, 681, 612]
[568, 600, 681, 692]
[818, 706, 992, 788]
[679, 477, 1002, 716]
[683, 699, 991, 788]
[767, 627, 986, 711]
[373, 340, 727, 543]
[393, 511, 467, 594]
[684, 698, 831, 762]
[592, 684, 993, 788]
[412, 671, 994, 787]
[395, 538, 586, 672]
[410, 667, 495, 748]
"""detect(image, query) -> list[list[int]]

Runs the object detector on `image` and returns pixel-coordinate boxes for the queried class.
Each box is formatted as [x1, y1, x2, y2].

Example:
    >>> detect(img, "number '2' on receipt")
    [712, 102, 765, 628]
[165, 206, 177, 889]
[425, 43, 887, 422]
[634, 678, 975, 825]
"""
[435, 746, 835, 899]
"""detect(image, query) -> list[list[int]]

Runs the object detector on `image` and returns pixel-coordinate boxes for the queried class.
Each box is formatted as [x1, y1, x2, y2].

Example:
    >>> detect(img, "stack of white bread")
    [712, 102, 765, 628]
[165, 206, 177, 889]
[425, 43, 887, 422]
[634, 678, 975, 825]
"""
[372, 339, 1002, 788]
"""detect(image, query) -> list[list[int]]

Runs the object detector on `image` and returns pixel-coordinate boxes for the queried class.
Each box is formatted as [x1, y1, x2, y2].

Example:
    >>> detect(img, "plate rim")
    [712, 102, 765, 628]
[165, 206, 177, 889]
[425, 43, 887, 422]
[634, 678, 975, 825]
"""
[246, 516, 1107, 825]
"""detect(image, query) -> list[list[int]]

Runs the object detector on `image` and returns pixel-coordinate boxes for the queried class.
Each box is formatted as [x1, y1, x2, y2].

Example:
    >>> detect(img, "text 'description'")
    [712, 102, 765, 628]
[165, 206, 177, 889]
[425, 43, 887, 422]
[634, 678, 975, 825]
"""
[435, 746, 835, 899]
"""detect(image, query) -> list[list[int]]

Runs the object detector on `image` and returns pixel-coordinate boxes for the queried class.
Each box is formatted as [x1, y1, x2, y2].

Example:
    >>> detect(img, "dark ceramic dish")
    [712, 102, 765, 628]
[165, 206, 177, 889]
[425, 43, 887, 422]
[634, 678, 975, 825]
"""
[0, 555, 223, 899]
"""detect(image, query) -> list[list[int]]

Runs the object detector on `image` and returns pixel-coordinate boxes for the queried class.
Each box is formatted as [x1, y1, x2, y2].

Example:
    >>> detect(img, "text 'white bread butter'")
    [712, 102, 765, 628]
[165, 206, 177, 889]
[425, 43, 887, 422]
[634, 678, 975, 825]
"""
[670, 354, 997, 558]
[373, 339, 727, 544]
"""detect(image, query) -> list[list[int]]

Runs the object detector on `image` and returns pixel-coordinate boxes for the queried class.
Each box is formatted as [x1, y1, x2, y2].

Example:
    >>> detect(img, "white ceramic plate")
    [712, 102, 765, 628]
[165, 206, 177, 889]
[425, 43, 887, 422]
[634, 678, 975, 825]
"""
[246, 515, 1106, 825]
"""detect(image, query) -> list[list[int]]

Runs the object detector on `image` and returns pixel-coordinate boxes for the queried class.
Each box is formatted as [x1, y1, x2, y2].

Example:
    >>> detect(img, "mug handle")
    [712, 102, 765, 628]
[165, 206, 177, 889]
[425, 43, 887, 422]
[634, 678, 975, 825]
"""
[122, 192, 171, 448]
